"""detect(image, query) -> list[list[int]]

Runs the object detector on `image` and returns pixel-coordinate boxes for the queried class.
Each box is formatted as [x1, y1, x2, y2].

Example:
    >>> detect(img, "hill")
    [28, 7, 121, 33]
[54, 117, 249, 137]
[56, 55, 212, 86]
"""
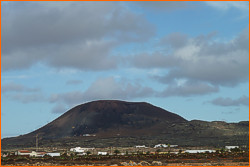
[2, 100, 248, 149]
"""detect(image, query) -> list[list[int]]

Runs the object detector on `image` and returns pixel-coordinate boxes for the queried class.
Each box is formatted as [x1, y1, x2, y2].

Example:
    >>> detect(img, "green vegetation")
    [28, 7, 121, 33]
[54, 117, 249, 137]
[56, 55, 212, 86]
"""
[114, 149, 120, 155]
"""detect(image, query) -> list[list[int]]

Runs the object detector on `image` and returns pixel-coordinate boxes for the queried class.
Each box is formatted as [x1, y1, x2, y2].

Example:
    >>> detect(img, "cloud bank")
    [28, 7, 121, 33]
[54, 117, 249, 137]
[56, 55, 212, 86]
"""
[2, 1, 154, 71]
[209, 96, 249, 107]
[131, 28, 249, 87]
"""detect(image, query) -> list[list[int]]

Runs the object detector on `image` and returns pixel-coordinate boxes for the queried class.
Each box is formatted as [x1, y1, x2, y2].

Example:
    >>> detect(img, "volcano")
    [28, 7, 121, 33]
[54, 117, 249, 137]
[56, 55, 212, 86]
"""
[2, 100, 248, 149]
[26, 100, 187, 138]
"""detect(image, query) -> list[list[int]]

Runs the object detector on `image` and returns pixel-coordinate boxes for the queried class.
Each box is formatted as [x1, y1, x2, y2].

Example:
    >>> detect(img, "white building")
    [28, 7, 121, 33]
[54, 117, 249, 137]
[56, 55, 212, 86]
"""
[46, 153, 60, 157]
[225, 146, 239, 150]
[154, 144, 168, 148]
[135, 145, 147, 148]
[33, 152, 46, 157]
[154, 144, 178, 148]
[70, 147, 85, 153]
[15, 150, 32, 156]
[98, 152, 108, 155]
[70, 147, 95, 153]
[82, 134, 96, 137]
[185, 150, 216, 153]
[15, 150, 46, 157]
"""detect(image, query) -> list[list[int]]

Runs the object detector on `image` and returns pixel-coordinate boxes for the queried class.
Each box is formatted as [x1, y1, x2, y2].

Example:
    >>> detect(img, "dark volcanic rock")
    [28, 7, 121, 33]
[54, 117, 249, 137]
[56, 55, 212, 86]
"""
[27, 100, 187, 138]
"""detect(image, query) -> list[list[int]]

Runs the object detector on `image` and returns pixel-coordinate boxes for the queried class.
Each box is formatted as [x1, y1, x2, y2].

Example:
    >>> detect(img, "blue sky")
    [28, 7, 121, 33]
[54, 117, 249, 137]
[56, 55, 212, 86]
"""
[1, 1, 249, 138]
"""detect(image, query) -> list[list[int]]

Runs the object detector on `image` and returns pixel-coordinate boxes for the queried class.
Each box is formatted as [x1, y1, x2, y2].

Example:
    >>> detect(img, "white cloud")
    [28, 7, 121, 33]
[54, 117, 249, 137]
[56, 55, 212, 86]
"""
[205, 1, 249, 12]
[132, 28, 249, 87]
[133, 1, 188, 11]
[130, 52, 177, 69]
[84, 77, 155, 100]
[159, 80, 219, 97]
[49, 77, 155, 108]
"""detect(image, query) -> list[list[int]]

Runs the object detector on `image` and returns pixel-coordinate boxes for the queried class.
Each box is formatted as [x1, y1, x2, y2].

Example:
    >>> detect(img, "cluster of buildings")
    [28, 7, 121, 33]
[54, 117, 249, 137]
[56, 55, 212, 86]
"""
[70, 147, 110, 155]
[2, 145, 241, 158]
[154, 144, 178, 148]
[135, 144, 178, 148]
[14, 150, 60, 157]
[184, 146, 240, 154]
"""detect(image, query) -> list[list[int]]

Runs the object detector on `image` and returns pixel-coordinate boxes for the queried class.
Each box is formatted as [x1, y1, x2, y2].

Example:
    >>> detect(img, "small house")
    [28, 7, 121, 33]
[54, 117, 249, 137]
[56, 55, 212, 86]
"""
[70, 147, 85, 153]
[225, 146, 239, 150]
[135, 145, 147, 148]
[98, 152, 108, 155]
[15, 150, 32, 156]
[154, 144, 168, 148]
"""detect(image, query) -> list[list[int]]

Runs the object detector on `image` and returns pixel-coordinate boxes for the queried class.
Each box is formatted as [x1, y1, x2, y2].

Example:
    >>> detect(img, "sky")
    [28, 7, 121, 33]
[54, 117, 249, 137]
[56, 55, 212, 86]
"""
[1, 1, 249, 138]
